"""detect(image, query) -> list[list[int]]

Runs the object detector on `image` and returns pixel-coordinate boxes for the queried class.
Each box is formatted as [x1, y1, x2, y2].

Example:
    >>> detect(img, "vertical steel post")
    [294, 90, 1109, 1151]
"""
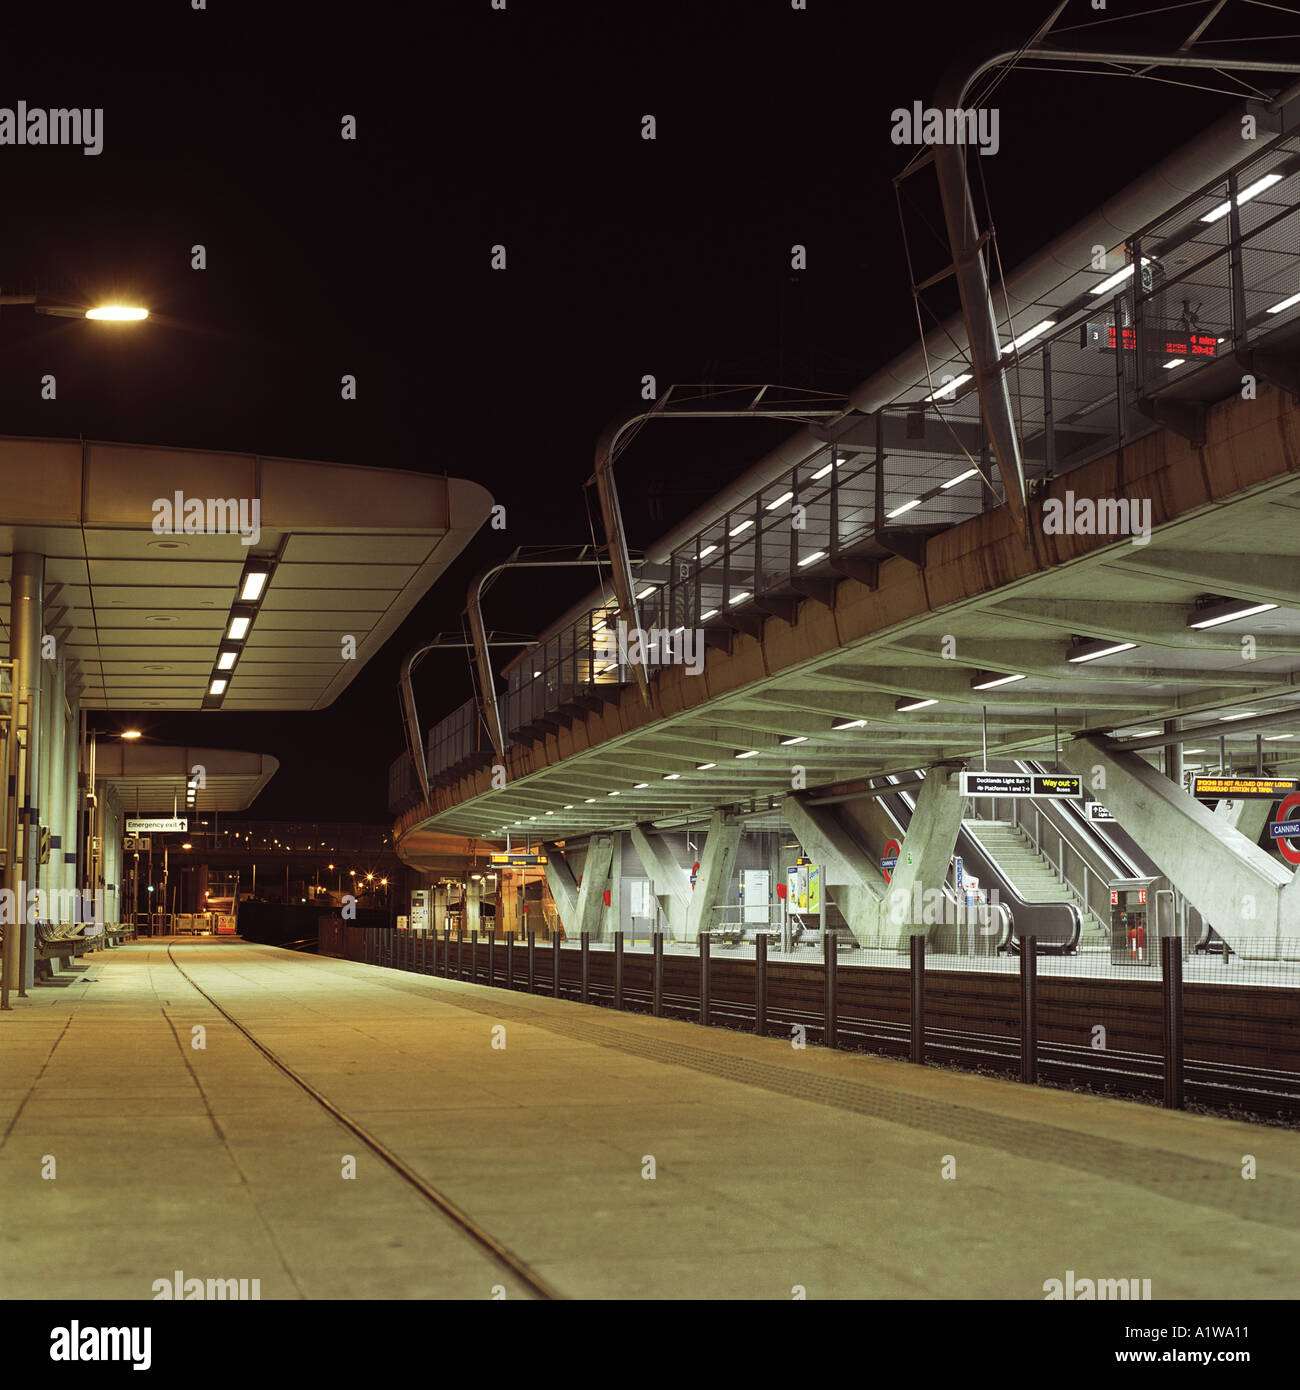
[443, 927, 450, 977]
[755, 933, 768, 1037]
[614, 930, 624, 1009]
[581, 930, 590, 1004]
[824, 929, 838, 1049]
[699, 932, 710, 1026]
[1162, 936, 1185, 1110]
[472, 930, 479, 984]
[1020, 935, 1038, 1084]
[506, 930, 515, 990]
[1227, 172, 1247, 349]
[910, 935, 926, 1064]
[527, 929, 536, 993]
[487, 930, 495, 987]
[652, 930, 664, 1017]
[1042, 340, 1056, 480]
[552, 930, 561, 997]
[456, 929, 463, 980]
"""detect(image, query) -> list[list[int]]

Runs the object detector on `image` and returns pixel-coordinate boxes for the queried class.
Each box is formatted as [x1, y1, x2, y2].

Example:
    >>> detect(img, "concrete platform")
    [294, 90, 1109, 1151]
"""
[1, 937, 1297, 1300]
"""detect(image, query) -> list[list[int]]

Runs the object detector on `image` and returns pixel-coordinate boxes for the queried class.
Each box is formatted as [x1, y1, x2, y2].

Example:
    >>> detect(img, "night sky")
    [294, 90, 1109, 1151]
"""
[0, 0, 1255, 821]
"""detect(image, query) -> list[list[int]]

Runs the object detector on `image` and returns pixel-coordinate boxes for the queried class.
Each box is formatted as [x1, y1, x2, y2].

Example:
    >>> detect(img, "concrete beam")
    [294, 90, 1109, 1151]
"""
[782, 794, 886, 943]
[684, 811, 740, 942]
[630, 823, 690, 938]
[1061, 735, 1297, 959]
[883, 763, 965, 944]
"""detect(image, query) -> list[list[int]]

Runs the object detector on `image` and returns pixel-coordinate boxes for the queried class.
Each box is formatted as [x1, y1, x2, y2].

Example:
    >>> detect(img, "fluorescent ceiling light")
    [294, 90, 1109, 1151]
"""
[1068, 638, 1138, 664]
[1001, 318, 1056, 353]
[1219, 711, 1258, 721]
[941, 468, 978, 489]
[634, 782, 649, 788]
[564, 804, 574, 809]
[1183, 748, 1206, 754]
[729, 520, 753, 537]
[811, 461, 834, 480]
[696, 762, 716, 770]
[924, 373, 972, 401]
[239, 570, 269, 602]
[1201, 172, 1282, 223]
[780, 736, 808, 745]
[216, 650, 238, 670]
[1267, 291, 1300, 315]
[832, 718, 866, 730]
[896, 696, 937, 712]
[1090, 257, 1150, 296]
[971, 671, 1026, 690]
[729, 591, 750, 605]
[1163, 358, 1184, 370]
[735, 750, 759, 759]
[636, 586, 656, 599]
[664, 773, 681, 780]
[607, 791, 620, 797]
[700, 608, 719, 620]
[698, 545, 718, 559]
[584, 798, 596, 803]
[1265, 733, 1295, 740]
[766, 491, 794, 510]
[1188, 599, 1278, 629]
[227, 615, 251, 641]
[886, 499, 922, 519]
[798, 551, 825, 567]
[208, 678, 228, 696]
[1128, 729, 1161, 737]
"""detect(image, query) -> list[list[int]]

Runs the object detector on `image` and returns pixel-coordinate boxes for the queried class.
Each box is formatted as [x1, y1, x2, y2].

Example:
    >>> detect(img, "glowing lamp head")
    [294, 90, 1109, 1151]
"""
[120, 729, 142, 740]
[85, 304, 148, 321]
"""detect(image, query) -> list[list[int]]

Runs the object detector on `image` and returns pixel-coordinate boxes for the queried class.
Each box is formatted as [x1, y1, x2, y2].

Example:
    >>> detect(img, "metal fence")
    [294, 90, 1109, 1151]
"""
[363, 926, 1300, 1122]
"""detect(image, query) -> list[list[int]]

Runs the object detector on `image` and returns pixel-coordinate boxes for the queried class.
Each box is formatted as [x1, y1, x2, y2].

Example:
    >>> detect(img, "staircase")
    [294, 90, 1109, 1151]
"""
[965, 820, 1109, 943]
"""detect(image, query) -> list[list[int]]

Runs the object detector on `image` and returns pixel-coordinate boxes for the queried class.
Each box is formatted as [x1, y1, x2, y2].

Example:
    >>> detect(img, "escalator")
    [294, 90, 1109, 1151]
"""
[878, 773, 1083, 954]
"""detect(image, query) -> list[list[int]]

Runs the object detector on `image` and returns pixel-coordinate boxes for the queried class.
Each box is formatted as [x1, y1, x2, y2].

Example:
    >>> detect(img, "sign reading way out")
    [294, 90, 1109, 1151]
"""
[960, 773, 1083, 799]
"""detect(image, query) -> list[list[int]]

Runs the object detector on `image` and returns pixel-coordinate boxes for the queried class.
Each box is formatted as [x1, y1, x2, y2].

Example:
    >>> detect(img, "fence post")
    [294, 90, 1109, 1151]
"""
[699, 932, 711, 1026]
[456, 929, 463, 981]
[824, 929, 838, 1049]
[472, 930, 479, 984]
[1020, 935, 1038, 1084]
[910, 934, 926, 1064]
[442, 927, 450, 977]
[1162, 936, 1184, 1110]
[552, 931, 561, 998]
[581, 931, 590, 1004]
[614, 930, 624, 1009]
[653, 931, 664, 1017]
[755, 933, 768, 1037]
[527, 929, 536, 993]
[506, 930, 515, 990]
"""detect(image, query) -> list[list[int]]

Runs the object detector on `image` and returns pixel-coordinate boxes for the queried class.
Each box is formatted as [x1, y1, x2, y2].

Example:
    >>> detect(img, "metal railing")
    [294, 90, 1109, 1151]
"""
[390, 129, 1300, 809]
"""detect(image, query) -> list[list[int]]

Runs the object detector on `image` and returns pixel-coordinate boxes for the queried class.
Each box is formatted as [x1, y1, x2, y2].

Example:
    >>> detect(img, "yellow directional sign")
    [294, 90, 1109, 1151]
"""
[1192, 775, 1298, 801]
[490, 853, 548, 866]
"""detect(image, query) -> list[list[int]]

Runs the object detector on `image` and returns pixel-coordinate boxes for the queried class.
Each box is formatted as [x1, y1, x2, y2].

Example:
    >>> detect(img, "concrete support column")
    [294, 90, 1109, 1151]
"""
[542, 835, 614, 940]
[684, 810, 741, 942]
[629, 822, 691, 939]
[464, 877, 482, 935]
[1061, 735, 1297, 959]
[64, 686, 79, 916]
[781, 794, 886, 942]
[882, 762, 965, 945]
[432, 882, 449, 935]
[11, 552, 44, 989]
[47, 652, 67, 922]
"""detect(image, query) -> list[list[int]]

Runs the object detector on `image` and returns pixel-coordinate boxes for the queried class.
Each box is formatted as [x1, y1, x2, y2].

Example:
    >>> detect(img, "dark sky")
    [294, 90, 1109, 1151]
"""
[0, 0, 1257, 820]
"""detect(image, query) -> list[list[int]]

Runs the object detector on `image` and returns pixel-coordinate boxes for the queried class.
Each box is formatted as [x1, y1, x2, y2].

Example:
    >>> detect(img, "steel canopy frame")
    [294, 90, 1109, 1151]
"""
[920, 1, 1300, 538]
[589, 384, 851, 715]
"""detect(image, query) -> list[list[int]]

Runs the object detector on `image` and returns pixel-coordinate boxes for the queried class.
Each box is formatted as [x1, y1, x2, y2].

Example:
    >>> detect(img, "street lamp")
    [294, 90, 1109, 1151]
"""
[0, 293, 149, 321]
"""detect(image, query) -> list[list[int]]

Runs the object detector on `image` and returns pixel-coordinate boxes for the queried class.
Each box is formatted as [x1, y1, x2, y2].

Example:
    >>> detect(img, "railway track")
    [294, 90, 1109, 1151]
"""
[165, 942, 563, 1300]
